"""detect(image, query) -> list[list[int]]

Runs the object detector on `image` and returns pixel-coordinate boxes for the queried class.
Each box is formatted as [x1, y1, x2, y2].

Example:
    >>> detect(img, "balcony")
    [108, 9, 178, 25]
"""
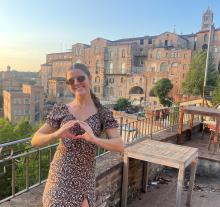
[0, 106, 220, 206]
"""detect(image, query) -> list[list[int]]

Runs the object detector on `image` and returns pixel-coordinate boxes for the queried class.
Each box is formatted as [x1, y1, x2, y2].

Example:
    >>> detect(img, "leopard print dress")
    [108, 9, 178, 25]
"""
[42, 103, 119, 207]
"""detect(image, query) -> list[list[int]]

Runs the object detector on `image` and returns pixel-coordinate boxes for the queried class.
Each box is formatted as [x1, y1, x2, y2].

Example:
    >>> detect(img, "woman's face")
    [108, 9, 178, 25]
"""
[66, 69, 91, 97]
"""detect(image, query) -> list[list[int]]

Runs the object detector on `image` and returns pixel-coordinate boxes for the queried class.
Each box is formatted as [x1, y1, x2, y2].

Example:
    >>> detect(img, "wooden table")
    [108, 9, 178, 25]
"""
[179, 106, 220, 152]
[121, 139, 198, 207]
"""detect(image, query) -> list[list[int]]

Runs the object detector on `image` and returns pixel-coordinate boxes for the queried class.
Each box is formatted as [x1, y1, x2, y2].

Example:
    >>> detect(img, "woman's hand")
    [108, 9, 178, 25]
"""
[75, 121, 96, 142]
[53, 120, 79, 139]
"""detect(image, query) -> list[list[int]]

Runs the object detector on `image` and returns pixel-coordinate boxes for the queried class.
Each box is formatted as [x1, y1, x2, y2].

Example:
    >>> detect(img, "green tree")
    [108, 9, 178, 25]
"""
[13, 117, 34, 139]
[212, 75, 220, 105]
[114, 98, 131, 111]
[153, 78, 173, 106]
[0, 118, 16, 143]
[182, 50, 217, 96]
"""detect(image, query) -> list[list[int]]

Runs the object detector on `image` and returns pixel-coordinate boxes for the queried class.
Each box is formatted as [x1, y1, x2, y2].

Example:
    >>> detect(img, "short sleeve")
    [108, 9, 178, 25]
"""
[46, 103, 65, 129]
[101, 107, 119, 129]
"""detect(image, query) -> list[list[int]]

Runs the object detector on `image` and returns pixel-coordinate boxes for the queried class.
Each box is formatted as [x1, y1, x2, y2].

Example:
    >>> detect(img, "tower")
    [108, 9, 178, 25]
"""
[201, 7, 213, 31]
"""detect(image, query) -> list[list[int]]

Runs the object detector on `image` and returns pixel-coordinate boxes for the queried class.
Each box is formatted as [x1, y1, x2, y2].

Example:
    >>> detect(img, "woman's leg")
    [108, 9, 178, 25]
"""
[81, 198, 90, 207]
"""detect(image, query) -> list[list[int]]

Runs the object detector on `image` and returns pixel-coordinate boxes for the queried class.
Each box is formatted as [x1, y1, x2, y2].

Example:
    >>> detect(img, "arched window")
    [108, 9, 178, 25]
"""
[204, 34, 208, 42]
[160, 62, 168, 72]
[109, 62, 113, 74]
[121, 62, 126, 74]
[171, 62, 178, 67]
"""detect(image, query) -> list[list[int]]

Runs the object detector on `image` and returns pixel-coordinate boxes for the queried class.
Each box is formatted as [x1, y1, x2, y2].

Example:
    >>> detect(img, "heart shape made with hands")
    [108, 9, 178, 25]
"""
[69, 123, 86, 136]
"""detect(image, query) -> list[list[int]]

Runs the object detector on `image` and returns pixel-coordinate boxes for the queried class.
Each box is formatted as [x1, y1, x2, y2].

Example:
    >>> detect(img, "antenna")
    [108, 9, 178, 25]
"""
[173, 24, 176, 33]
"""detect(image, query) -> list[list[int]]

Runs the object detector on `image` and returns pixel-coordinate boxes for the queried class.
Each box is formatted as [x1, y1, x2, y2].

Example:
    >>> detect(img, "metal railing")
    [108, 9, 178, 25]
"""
[0, 106, 200, 203]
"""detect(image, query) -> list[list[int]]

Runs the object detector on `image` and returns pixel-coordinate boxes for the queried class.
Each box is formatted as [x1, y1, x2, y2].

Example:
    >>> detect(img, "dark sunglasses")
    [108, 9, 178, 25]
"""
[66, 76, 86, 85]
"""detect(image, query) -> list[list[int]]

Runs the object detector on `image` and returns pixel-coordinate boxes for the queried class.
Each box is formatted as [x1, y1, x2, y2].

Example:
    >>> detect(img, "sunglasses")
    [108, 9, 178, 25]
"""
[66, 76, 86, 85]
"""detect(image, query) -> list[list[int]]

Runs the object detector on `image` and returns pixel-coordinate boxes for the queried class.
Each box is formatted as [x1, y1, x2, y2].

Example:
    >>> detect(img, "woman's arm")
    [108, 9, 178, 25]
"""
[31, 120, 78, 148]
[31, 123, 58, 148]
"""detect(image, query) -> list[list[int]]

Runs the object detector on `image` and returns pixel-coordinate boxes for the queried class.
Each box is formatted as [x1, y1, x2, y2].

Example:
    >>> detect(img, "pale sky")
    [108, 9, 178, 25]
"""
[0, 0, 219, 72]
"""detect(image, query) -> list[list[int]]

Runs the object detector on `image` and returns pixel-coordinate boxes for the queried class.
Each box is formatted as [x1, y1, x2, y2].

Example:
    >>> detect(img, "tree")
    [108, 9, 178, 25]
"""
[114, 98, 131, 111]
[13, 117, 34, 139]
[0, 118, 16, 143]
[153, 78, 173, 106]
[182, 50, 217, 96]
[212, 75, 220, 106]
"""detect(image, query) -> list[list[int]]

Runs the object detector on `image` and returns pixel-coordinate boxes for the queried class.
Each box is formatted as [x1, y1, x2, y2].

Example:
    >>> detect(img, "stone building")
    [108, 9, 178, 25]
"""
[39, 8, 220, 106]
[3, 84, 44, 124]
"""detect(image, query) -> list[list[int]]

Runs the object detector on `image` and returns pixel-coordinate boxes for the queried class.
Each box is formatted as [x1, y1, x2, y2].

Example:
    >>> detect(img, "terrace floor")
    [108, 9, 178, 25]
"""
[128, 171, 220, 207]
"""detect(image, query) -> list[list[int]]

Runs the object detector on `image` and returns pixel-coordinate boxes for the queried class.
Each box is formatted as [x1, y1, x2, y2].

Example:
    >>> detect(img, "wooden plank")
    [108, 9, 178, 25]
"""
[176, 166, 185, 207]
[183, 106, 220, 117]
[127, 151, 180, 168]
[186, 159, 198, 207]
[121, 153, 129, 207]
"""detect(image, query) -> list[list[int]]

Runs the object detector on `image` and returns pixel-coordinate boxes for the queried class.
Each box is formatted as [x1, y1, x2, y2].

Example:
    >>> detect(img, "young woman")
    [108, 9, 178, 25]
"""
[31, 63, 124, 207]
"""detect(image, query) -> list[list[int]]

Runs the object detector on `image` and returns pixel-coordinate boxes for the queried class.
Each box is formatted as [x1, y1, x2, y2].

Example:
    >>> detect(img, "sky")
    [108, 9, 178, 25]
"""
[0, 0, 219, 72]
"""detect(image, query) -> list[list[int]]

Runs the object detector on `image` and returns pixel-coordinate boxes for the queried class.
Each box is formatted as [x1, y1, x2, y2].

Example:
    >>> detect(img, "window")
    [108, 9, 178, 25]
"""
[140, 78, 142, 83]
[109, 63, 113, 74]
[95, 76, 100, 83]
[24, 98, 30, 104]
[95, 46, 99, 53]
[109, 51, 112, 59]
[24, 109, 29, 115]
[121, 77, 123, 83]
[96, 60, 100, 73]
[148, 39, 152, 44]
[165, 40, 168, 47]
[160, 62, 168, 72]
[156, 51, 161, 59]
[150, 63, 156, 72]
[214, 34, 218, 41]
[140, 39, 144, 45]
[121, 63, 126, 74]
[204, 34, 208, 42]
[110, 88, 114, 96]
[122, 49, 125, 58]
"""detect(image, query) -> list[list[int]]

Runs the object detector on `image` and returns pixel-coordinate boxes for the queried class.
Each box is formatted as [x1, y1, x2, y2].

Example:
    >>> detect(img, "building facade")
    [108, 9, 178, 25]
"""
[39, 8, 220, 106]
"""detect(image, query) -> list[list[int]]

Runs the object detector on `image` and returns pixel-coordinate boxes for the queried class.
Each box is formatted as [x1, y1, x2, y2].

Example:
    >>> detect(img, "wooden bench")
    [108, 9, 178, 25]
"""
[121, 139, 198, 207]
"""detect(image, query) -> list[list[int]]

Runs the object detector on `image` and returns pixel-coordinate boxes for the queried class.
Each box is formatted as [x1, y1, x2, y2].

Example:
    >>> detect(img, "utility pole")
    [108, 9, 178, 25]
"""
[202, 24, 213, 106]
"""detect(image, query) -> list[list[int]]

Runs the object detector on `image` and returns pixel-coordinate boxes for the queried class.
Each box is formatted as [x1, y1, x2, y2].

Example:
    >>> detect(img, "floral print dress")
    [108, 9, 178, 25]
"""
[42, 103, 119, 207]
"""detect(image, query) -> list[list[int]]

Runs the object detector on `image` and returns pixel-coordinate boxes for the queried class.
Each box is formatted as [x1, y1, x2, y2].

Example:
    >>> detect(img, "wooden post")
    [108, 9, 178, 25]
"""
[176, 166, 185, 207]
[214, 118, 220, 153]
[121, 153, 129, 207]
[186, 159, 198, 207]
[179, 107, 184, 144]
[142, 161, 149, 193]
[189, 114, 194, 140]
